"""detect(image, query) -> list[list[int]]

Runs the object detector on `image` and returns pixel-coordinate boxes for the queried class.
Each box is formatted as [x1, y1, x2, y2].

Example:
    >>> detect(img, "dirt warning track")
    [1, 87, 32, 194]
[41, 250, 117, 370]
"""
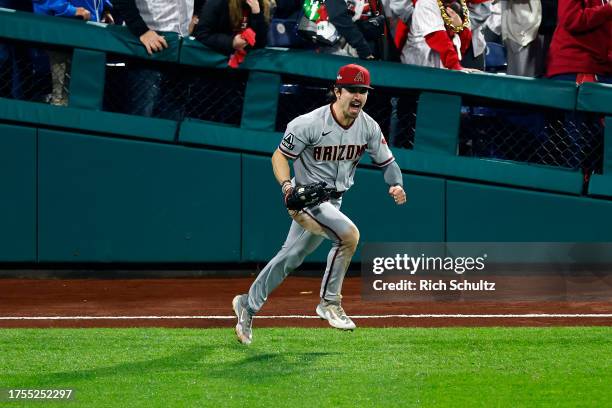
[0, 277, 610, 328]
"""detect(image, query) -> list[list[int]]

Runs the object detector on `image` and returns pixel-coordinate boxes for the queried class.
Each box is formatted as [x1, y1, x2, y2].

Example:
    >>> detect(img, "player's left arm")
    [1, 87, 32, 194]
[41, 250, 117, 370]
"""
[366, 122, 407, 205]
[383, 163, 407, 205]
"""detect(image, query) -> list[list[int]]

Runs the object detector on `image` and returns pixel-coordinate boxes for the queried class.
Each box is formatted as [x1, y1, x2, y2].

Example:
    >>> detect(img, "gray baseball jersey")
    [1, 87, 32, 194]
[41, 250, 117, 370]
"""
[277, 104, 396, 191]
[246, 103, 402, 318]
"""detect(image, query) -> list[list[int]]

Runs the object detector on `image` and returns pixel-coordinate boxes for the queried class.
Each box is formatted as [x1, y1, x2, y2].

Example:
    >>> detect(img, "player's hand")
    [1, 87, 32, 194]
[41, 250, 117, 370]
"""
[281, 181, 293, 204]
[389, 185, 406, 205]
[233, 34, 248, 50]
[75, 7, 91, 21]
[246, 0, 261, 14]
[139, 30, 168, 55]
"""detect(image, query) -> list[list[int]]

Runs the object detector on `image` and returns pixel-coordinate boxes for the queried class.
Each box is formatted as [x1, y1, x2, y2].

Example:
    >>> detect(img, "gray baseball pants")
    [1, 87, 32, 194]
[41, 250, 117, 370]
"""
[247, 198, 359, 314]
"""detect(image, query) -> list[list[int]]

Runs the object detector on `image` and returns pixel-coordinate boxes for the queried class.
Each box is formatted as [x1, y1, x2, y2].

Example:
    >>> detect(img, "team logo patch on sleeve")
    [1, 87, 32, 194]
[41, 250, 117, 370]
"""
[282, 133, 296, 150]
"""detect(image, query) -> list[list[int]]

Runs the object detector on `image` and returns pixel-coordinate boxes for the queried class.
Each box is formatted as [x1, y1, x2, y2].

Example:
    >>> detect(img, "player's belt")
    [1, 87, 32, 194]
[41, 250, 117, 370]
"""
[330, 191, 344, 199]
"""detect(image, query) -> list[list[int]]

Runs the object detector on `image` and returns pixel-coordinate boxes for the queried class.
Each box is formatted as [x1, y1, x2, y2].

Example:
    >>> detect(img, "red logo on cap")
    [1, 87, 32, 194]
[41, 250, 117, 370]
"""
[336, 64, 371, 88]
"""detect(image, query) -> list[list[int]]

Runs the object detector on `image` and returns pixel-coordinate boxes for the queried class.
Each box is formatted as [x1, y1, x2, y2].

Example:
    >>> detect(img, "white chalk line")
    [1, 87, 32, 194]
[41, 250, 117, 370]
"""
[0, 314, 611, 320]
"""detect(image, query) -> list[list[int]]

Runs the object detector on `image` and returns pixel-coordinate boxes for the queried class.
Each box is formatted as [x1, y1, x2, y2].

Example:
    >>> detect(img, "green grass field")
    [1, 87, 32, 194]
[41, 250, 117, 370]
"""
[0, 327, 610, 407]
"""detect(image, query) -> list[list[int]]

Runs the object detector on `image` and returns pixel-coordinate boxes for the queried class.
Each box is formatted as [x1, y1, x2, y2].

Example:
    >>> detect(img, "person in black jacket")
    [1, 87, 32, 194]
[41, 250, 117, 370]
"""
[193, 0, 271, 55]
[324, 0, 376, 59]
[537, 0, 557, 77]
[190, 0, 206, 34]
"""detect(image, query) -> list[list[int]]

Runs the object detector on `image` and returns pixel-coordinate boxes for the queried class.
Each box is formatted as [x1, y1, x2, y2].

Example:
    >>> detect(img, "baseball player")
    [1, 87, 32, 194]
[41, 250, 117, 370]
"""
[232, 64, 407, 345]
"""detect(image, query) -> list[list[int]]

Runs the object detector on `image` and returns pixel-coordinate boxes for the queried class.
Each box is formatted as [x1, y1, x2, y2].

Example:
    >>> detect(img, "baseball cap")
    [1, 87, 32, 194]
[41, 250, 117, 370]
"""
[335, 64, 373, 89]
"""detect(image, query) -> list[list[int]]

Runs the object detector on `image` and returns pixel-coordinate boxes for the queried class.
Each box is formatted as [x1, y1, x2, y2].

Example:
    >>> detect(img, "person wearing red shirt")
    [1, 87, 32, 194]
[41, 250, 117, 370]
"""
[547, 0, 612, 84]
[547, 0, 612, 173]
[400, 0, 475, 71]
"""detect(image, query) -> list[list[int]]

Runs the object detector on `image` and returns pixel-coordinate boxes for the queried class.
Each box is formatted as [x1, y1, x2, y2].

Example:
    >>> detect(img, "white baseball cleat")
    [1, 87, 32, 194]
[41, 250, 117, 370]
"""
[316, 300, 356, 330]
[232, 294, 253, 345]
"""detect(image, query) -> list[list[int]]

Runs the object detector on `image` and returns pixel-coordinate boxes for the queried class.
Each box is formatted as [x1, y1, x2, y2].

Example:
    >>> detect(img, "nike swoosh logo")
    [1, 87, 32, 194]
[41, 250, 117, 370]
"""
[322, 131, 332, 136]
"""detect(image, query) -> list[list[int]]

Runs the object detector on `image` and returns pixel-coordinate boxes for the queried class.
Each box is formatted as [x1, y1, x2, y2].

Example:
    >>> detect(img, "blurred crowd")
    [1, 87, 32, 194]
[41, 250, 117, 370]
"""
[0, 0, 611, 107]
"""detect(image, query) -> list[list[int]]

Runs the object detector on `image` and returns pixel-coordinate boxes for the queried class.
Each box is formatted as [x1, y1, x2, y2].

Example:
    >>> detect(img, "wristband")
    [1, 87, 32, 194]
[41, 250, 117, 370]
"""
[281, 180, 292, 195]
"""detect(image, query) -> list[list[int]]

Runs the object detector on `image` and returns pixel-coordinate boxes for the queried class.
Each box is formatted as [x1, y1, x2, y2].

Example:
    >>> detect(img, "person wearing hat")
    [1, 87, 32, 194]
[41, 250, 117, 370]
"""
[231, 64, 407, 345]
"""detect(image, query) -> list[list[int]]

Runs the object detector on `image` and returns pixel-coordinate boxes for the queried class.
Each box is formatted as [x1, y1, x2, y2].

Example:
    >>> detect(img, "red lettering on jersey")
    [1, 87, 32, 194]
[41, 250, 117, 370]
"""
[358, 144, 367, 157]
[337, 145, 346, 160]
[314, 146, 322, 161]
[346, 145, 355, 160]
[323, 146, 333, 161]
[332, 146, 338, 161]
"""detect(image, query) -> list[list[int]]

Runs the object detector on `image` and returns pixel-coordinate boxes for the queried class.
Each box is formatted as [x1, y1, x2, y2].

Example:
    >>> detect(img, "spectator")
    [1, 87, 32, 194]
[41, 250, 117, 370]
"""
[382, 0, 414, 60]
[539, 0, 558, 56]
[190, 0, 206, 34]
[483, 0, 501, 42]
[318, 0, 380, 59]
[113, 0, 194, 118]
[193, 0, 271, 56]
[546, 0, 611, 83]
[501, 0, 550, 77]
[297, 0, 383, 59]
[32, 1, 96, 106]
[78, 1, 115, 22]
[32, 0, 91, 20]
[114, 0, 193, 54]
[547, 0, 611, 171]
[401, 0, 474, 70]
[32, 1, 114, 24]
[382, 0, 414, 33]
[461, 0, 492, 70]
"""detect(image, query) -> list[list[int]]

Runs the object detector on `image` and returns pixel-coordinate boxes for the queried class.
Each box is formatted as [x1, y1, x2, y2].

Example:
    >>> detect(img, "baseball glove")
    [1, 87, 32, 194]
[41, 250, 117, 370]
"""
[285, 182, 333, 211]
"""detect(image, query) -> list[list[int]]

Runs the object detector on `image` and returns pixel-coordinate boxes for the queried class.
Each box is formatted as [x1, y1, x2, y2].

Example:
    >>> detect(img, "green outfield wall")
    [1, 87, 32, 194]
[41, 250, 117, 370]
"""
[0, 9, 611, 263]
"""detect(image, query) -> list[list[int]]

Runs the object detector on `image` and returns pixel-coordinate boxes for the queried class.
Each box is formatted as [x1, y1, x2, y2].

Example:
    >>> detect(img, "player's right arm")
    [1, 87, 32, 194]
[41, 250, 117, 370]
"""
[274, 117, 312, 196]
[272, 149, 292, 195]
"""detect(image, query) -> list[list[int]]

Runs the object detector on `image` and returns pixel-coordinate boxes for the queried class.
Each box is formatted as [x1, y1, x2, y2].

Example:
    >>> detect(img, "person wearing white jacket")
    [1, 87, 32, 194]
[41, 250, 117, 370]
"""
[501, 0, 546, 76]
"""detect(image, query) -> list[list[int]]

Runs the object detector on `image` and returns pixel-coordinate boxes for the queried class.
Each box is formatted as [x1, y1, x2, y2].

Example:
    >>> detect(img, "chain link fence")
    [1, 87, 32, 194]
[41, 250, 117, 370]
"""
[0, 41, 605, 174]
[459, 100, 605, 174]
[0, 39, 71, 105]
[104, 55, 247, 124]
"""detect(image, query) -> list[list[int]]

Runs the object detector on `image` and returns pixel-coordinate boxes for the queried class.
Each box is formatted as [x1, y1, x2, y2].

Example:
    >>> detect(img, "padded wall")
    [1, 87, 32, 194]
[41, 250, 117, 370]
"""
[0, 124, 36, 261]
[447, 181, 612, 242]
[38, 130, 241, 262]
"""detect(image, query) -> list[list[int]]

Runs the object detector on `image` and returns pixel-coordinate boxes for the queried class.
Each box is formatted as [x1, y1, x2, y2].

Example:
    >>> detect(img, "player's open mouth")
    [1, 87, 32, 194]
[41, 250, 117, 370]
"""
[349, 101, 362, 111]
